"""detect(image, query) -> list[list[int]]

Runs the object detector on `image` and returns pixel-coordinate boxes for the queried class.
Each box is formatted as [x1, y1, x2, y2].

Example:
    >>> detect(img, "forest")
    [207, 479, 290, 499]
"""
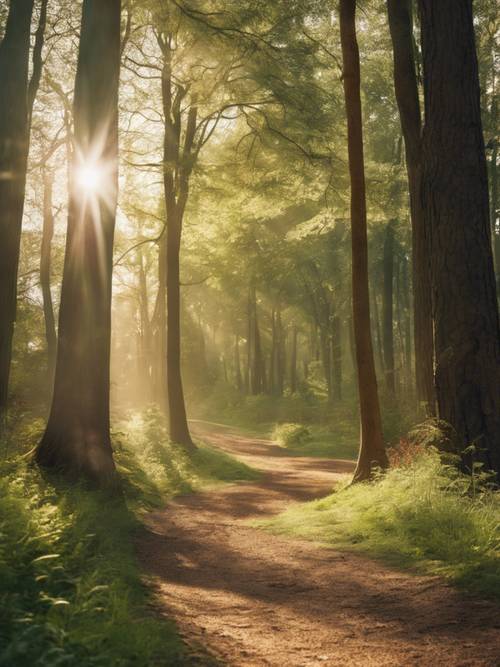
[0, 0, 499, 665]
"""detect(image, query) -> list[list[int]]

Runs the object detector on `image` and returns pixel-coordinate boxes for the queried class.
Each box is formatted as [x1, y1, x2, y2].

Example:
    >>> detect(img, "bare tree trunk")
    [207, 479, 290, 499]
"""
[36, 0, 121, 485]
[340, 0, 388, 482]
[234, 333, 242, 391]
[371, 281, 385, 378]
[419, 0, 500, 476]
[150, 234, 167, 407]
[332, 312, 342, 400]
[290, 325, 298, 394]
[159, 39, 196, 450]
[387, 0, 435, 414]
[40, 169, 57, 386]
[137, 245, 152, 402]
[382, 220, 395, 394]
[0, 0, 35, 418]
[490, 97, 499, 281]
[165, 207, 193, 447]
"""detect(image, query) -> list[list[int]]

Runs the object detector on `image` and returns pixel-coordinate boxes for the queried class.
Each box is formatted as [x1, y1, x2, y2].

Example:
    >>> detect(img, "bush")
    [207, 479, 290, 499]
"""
[273, 423, 312, 448]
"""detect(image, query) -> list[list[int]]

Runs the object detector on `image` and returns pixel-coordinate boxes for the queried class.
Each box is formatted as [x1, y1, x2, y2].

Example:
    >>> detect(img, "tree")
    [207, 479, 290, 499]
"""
[40, 168, 57, 384]
[382, 219, 395, 394]
[339, 0, 388, 482]
[0, 0, 35, 418]
[418, 0, 500, 475]
[36, 0, 121, 484]
[387, 0, 434, 413]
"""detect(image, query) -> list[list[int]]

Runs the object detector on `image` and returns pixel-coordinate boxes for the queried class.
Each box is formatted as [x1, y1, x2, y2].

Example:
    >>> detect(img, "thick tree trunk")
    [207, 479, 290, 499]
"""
[340, 0, 388, 482]
[490, 97, 499, 281]
[382, 220, 395, 394]
[40, 170, 57, 386]
[419, 0, 500, 475]
[0, 0, 35, 417]
[387, 0, 435, 414]
[36, 0, 121, 485]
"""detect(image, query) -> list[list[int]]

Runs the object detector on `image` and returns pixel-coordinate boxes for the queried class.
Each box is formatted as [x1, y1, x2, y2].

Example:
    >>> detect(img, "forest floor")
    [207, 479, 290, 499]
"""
[137, 421, 500, 667]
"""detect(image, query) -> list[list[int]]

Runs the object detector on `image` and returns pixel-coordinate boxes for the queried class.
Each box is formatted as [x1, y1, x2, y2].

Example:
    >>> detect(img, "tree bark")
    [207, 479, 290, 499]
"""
[339, 0, 388, 482]
[40, 169, 57, 386]
[234, 333, 242, 391]
[382, 220, 395, 394]
[331, 311, 342, 400]
[36, 0, 121, 485]
[0, 0, 35, 418]
[290, 325, 298, 394]
[387, 0, 435, 414]
[419, 0, 500, 475]
[159, 37, 196, 450]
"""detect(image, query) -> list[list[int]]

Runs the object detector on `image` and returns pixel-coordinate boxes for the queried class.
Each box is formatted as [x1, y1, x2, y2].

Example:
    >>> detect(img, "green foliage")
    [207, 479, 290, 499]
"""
[260, 448, 500, 599]
[0, 410, 257, 665]
[0, 465, 188, 666]
[272, 423, 312, 448]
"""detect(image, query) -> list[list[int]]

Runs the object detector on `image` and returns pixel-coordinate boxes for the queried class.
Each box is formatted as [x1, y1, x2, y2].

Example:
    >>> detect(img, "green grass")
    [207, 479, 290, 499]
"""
[0, 408, 257, 666]
[259, 448, 500, 600]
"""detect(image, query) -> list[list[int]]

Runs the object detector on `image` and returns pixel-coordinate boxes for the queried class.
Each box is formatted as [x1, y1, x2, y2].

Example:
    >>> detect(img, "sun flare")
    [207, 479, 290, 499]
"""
[76, 164, 102, 193]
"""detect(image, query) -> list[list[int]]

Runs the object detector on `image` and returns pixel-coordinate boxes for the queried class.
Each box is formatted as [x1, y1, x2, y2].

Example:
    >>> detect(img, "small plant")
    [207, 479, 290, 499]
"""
[273, 422, 312, 448]
[387, 438, 426, 467]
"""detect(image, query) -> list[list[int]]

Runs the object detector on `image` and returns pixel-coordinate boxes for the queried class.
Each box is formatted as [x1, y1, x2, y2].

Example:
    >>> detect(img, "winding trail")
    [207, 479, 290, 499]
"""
[138, 421, 500, 666]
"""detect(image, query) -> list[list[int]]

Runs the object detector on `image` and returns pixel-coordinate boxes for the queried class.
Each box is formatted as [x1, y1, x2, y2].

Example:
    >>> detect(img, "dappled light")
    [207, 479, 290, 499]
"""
[0, 0, 499, 665]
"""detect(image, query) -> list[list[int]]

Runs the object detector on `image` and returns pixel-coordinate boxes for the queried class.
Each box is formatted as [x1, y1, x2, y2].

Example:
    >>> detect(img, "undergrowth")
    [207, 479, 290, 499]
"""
[0, 408, 254, 666]
[259, 447, 500, 599]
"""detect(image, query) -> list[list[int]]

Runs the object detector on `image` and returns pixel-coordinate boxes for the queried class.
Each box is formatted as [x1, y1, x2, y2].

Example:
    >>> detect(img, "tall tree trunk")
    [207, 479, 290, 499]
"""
[165, 207, 193, 447]
[276, 306, 284, 396]
[339, 0, 388, 482]
[137, 245, 152, 402]
[332, 312, 342, 400]
[290, 325, 298, 394]
[36, 0, 121, 485]
[419, 0, 500, 475]
[0, 0, 35, 418]
[234, 333, 242, 391]
[155, 234, 167, 408]
[490, 97, 499, 281]
[250, 287, 263, 395]
[371, 281, 385, 378]
[382, 220, 395, 394]
[320, 328, 333, 402]
[387, 0, 435, 414]
[40, 169, 57, 386]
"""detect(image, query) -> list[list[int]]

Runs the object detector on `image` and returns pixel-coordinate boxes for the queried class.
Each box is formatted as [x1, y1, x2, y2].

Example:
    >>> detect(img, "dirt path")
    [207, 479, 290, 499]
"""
[138, 421, 500, 667]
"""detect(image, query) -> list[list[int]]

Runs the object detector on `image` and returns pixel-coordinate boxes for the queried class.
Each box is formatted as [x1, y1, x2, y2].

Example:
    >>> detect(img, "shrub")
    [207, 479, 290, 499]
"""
[273, 423, 312, 448]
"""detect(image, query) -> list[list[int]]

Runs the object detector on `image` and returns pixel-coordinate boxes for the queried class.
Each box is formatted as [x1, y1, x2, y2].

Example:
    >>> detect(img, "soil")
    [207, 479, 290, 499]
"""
[137, 420, 500, 667]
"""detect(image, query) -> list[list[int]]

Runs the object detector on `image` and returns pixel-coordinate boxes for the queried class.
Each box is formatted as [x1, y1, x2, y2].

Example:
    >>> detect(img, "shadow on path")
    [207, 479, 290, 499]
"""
[137, 421, 500, 667]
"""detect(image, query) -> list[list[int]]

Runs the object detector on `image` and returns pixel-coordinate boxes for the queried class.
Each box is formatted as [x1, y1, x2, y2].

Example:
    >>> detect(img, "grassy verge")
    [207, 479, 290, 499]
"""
[0, 409, 256, 666]
[258, 447, 500, 600]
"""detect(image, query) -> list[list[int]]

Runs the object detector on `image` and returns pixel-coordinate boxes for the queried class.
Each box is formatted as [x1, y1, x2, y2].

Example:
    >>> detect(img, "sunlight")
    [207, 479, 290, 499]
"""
[75, 163, 103, 193]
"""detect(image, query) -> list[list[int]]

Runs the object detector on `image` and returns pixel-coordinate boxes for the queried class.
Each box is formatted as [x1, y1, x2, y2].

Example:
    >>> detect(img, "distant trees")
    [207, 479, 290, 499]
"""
[418, 0, 500, 475]
[36, 0, 121, 484]
[339, 0, 388, 482]
[0, 0, 35, 418]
